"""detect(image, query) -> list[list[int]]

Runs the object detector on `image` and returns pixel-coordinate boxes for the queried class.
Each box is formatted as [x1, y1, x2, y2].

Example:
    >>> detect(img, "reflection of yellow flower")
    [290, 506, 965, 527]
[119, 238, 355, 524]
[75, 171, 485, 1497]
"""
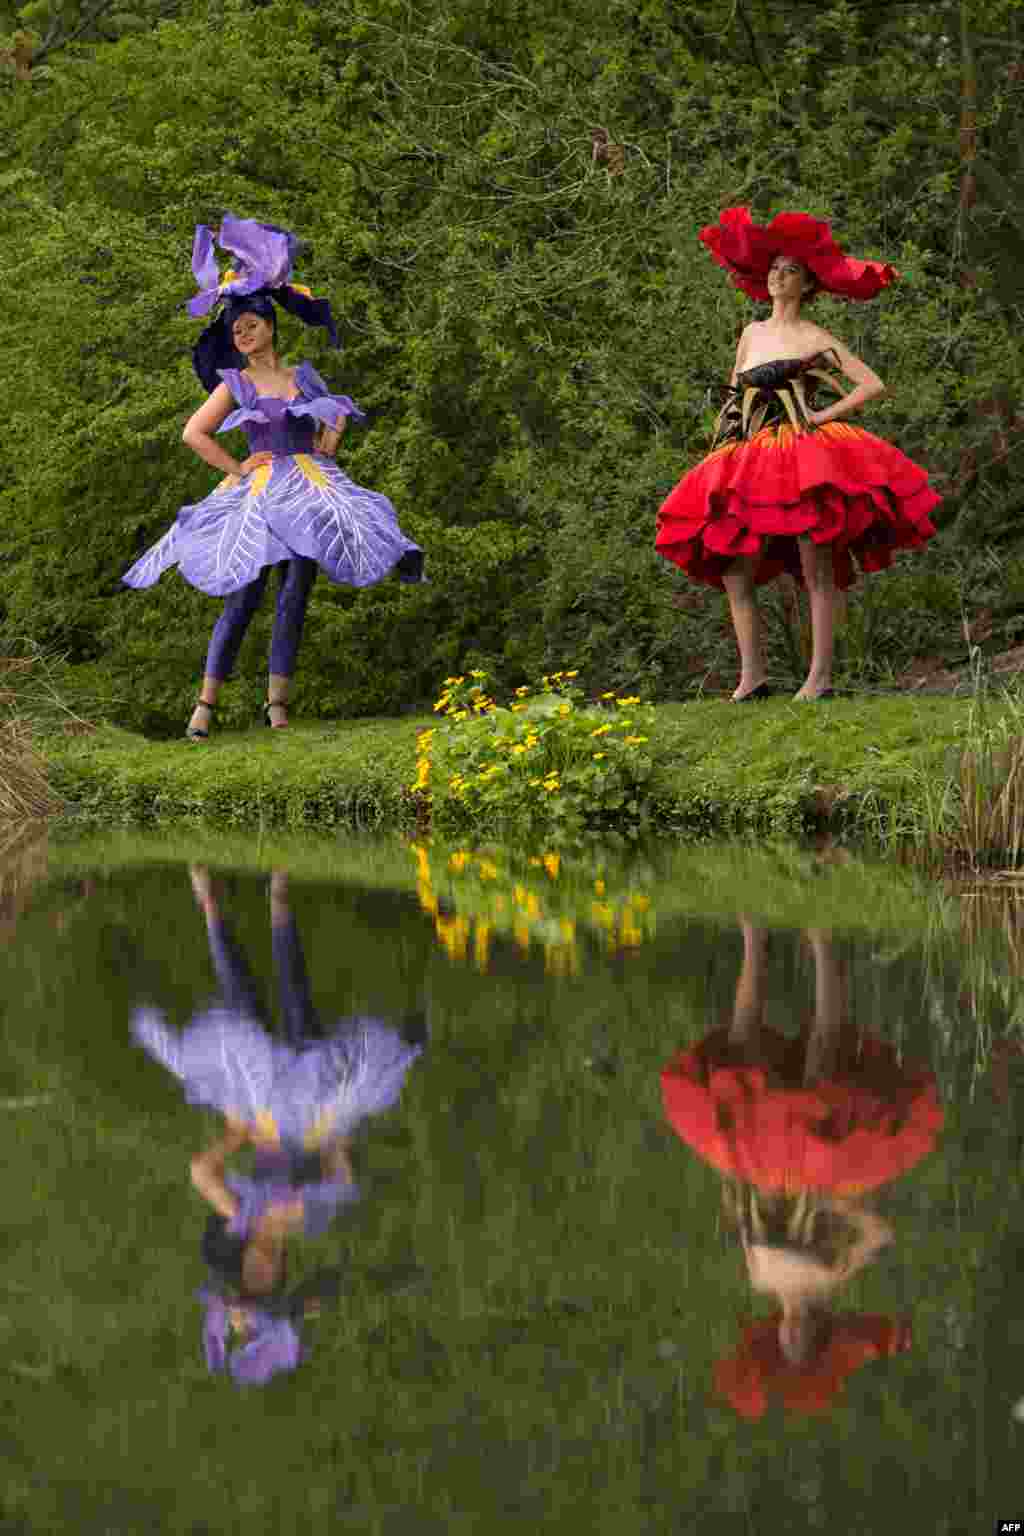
[474, 920, 491, 972]
[513, 920, 530, 951]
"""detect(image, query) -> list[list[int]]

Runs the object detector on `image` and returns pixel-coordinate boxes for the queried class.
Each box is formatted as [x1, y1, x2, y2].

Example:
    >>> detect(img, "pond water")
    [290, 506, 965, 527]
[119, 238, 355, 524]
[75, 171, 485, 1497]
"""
[1, 828, 1023, 1534]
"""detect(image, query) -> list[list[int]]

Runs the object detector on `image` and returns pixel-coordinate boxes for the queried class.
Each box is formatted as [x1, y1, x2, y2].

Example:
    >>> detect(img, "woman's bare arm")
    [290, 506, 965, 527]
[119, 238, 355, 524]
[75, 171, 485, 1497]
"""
[806, 330, 885, 425]
[314, 416, 347, 457]
[182, 383, 268, 477]
[729, 324, 756, 388]
[188, 1122, 247, 1219]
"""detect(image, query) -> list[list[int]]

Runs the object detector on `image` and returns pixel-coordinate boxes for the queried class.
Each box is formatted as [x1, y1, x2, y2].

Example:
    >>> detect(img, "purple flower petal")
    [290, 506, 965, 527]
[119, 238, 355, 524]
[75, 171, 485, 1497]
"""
[218, 214, 295, 291]
[191, 225, 219, 291]
[229, 1319, 303, 1385]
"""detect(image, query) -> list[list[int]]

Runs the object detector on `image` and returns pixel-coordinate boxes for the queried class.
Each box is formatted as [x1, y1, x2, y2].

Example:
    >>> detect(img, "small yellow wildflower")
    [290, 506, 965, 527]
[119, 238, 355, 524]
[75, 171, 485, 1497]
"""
[510, 702, 527, 712]
[564, 671, 579, 678]
[595, 879, 606, 896]
[477, 858, 498, 881]
[632, 894, 651, 912]
[529, 778, 543, 787]
[513, 884, 527, 905]
[559, 918, 575, 941]
[558, 704, 571, 717]
[511, 744, 527, 756]
[442, 676, 464, 686]
[593, 752, 607, 761]
[452, 710, 469, 722]
[553, 671, 564, 680]
[617, 696, 641, 707]
[623, 736, 649, 745]
[543, 782, 560, 794]
[514, 686, 531, 697]
[543, 852, 560, 879]
[448, 852, 469, 872]
[513, 921, 530, 952]
[433, 696, 450, 713]
[601, 691, 616, 700]
[525, 735, 539, 749]
[469, 669, 487, 679]
[529, 856, 542, 867]
[591, 725, 611, 737]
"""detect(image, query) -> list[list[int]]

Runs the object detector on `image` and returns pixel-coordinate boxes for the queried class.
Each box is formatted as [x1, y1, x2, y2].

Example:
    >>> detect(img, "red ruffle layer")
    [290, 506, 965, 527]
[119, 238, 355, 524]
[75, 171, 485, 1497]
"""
[655, 422, 940, 590]
[661, 1029, 944, 1194]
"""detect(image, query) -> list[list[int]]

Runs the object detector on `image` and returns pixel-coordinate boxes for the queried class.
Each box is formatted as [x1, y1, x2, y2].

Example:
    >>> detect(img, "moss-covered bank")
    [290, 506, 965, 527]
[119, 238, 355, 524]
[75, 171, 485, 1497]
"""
[38, 693, 974, 847]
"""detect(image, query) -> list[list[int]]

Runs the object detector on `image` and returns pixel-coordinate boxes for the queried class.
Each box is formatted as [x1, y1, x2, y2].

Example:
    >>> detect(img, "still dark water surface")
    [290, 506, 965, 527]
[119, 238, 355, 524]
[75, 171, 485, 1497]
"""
[1, 830, 1023, 1534]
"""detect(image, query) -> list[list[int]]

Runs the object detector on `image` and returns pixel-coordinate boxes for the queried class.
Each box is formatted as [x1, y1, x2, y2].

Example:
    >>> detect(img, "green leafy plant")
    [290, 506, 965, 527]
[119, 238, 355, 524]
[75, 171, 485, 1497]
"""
[412, 669, 658, 842]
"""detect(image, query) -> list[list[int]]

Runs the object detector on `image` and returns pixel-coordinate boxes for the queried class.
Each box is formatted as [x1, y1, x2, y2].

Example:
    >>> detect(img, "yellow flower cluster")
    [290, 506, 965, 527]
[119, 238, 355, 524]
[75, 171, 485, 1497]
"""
[408, 843, 654, 975]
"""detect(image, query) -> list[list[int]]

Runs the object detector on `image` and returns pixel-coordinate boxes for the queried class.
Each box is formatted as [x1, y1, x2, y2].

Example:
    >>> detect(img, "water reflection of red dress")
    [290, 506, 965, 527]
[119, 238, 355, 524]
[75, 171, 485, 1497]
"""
[661, 1026, 944, 1194]
[714, 1312, 913, 1419]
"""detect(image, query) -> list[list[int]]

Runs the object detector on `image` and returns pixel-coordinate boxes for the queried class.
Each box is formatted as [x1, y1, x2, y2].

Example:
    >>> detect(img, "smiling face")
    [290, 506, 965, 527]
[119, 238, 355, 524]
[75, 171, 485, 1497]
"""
[231, 310, 275, 356]
[767, 253, 816, 303]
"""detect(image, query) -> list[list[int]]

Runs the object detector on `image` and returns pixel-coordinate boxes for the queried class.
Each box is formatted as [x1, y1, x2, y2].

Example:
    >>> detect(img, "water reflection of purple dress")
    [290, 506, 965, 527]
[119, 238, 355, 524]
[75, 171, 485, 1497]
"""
[131, 1002, 423, 1151]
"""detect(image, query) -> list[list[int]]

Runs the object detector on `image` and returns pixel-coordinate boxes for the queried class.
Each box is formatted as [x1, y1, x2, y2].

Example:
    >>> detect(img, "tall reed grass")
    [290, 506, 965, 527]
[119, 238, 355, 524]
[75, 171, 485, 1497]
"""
[0, 645, 94, 821]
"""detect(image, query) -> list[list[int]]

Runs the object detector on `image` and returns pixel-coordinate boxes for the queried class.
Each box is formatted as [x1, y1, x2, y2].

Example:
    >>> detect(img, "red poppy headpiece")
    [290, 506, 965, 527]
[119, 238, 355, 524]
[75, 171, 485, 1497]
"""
[699, 206, 898, 303]
[714, 1312, 913, 1420]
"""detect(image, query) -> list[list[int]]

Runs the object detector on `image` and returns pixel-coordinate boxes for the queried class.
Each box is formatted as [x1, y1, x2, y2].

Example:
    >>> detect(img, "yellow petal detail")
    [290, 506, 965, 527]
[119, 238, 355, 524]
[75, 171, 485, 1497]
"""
[248, 463, 272, 497]
[294, 453, 329, 487]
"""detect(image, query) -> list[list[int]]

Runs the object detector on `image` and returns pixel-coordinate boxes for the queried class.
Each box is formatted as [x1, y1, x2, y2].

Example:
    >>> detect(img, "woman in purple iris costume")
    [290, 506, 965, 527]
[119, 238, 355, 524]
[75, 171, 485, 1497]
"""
[131, 867, 427, 1385]
[122, 215, 424, 741]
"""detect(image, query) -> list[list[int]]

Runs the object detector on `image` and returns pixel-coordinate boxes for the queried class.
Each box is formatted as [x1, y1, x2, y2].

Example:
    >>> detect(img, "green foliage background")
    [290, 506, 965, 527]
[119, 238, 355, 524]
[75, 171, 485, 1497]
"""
[3, 0, 1024, 733]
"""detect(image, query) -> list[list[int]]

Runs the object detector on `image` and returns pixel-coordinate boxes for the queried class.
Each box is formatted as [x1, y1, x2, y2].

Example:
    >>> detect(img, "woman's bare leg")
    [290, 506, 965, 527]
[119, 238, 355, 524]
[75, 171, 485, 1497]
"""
[794, 538, 835, 699]
[728, 920, 768, 1054]
[722, 555, 767, 699]
[803, 928, 844, 1084]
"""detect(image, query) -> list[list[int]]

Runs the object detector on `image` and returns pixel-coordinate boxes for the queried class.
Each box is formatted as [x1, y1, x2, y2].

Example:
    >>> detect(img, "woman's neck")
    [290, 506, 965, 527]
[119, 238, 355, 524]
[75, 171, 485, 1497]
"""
[767, 295, 806, 328]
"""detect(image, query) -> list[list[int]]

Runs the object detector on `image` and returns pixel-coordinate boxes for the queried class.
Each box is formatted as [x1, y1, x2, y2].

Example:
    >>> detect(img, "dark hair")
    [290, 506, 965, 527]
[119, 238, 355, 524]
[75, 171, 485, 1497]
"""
[201, 1212, 289, 1302]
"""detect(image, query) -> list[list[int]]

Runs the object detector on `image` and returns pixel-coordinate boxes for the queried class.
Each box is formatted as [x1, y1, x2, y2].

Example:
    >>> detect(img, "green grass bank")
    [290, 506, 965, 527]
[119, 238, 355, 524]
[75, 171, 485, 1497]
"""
[38, 693, 978, 850]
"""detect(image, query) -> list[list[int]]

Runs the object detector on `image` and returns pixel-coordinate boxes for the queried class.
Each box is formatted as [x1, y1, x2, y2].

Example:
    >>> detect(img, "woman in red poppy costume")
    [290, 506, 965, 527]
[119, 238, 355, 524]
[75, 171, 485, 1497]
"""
[661, 922, 943, 1418]
[655, 207, 941, 700]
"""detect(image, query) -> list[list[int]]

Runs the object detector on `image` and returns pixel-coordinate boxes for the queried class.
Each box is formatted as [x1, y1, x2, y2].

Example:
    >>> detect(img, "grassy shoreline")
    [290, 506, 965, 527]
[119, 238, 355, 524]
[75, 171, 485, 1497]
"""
[35, 693, 979, 849]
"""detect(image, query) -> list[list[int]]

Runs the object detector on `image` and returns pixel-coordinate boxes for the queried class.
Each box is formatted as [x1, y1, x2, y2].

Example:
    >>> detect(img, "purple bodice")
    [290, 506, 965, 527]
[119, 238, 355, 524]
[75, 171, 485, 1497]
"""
[215, 361, 366, 455]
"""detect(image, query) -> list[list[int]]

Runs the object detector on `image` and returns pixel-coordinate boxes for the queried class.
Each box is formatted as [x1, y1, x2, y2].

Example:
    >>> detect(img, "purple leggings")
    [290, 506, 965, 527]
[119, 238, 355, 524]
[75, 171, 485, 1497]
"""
[204, 559, 317, 681]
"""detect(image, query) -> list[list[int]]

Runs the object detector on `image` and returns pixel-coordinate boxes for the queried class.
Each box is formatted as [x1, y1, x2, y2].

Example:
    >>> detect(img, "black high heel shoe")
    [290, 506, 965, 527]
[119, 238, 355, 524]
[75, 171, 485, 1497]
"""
[264, 698, 289, 729]
[185, 698, 217, 741]
[732, 681, 775, 703]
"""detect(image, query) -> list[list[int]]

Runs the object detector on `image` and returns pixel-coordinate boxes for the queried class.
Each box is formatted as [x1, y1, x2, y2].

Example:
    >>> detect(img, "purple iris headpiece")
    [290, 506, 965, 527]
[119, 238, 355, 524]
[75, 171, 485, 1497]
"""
[197, 1286, 304, 1386]
[189, 214, 339, 393]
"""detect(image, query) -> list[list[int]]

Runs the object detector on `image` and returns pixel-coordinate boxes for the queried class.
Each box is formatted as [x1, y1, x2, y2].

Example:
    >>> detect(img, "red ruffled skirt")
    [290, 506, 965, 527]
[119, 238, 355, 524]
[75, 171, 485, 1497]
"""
[661, 1028, 944, 1194]
[655, 421, 940, 590]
